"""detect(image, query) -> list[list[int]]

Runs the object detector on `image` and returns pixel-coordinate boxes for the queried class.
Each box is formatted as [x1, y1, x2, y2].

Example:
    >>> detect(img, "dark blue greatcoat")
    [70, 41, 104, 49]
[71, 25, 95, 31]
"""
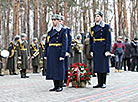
[44, 27, 67, 80]
[89, 22, 111, 73]
[64, 26, 72, 72]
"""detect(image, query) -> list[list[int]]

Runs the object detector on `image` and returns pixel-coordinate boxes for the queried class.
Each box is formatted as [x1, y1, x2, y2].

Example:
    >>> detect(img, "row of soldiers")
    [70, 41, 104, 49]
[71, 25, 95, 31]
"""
[5, 34, 47, 78]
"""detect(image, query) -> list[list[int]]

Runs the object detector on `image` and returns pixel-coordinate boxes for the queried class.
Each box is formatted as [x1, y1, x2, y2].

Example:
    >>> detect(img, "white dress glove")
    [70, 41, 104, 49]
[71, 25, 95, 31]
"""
[59, 57, 64, 61]
[105, 51, 111, 56]
[18, 57, 21, 59]
[65, 52, 70, 56]
[44, 57, 47, 60]
[90, 52, 93, 57]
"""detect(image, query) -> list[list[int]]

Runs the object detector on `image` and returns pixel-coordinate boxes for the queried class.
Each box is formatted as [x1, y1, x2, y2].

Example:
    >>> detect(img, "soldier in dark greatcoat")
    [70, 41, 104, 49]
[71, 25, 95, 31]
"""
[30, 38, 40, 73]
[89, 11, 111, 88]
[44, 14, 67, 92]
[39, 34, 47, 76]
[7, 35, 20, 75]
[16, 33, 29, 78]
[59, 15, 72, 87]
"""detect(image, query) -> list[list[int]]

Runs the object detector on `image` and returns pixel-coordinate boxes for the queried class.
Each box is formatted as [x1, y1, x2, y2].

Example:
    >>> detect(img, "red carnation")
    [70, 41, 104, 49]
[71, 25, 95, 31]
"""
[73, 63, 78, 68]
[84, 73, 87, 76]
[76, 62, 80, 65]
[81, 77, 85, 80]
[80, 73, 82, 76]
[81, 63, 85, 65]
[84, 65, 87, 67]
[85, 68, 89, 71]
[88, 72, 92, 75]
[86, 77, 90, 80]
[79, 63, 83, 67]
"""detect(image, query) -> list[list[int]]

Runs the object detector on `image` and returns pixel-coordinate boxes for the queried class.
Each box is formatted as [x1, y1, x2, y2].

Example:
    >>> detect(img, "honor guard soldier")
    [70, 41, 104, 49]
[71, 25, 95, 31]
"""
[44, 14, 67, 92]
[59, 15, 72, 87]
[16, 33, 29, 78]
[6, 35, 20, 75]
[39, 34, 47, 76]
[30, 38, 40, 73]
[89, 11, 111, 88]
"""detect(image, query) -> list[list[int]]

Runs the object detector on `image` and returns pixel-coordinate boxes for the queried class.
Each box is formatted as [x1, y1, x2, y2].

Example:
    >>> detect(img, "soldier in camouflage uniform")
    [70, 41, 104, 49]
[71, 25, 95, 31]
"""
[39, 34, 47, 76]
[30, 38, 40, 73]
[16, 33, 29, 78]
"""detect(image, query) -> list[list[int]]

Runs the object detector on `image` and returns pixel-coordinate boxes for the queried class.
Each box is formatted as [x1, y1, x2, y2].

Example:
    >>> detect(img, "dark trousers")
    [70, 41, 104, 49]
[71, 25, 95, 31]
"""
[9, 67, 16, 75]
[33, 66, 38, 73]
[131, 57, 138, 71]
[123, 58, 130, 71]
[64, 71, 68, 83]
[53, 80, 63, 89]
[97, 73, 107, 85]
[20, 69, 26, 77]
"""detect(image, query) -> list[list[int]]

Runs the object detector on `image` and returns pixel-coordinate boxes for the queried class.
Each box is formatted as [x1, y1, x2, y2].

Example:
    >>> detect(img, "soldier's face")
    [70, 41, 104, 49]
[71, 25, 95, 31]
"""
[34, 40, 38, 44]
[95, 15, 102, 23]
[21, 37, 26, 41]
[52, 19, 58, 27]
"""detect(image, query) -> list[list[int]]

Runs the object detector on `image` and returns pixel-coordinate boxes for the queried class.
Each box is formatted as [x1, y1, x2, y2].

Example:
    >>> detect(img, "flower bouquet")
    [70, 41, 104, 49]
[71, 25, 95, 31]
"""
[67, 62, 92, 88]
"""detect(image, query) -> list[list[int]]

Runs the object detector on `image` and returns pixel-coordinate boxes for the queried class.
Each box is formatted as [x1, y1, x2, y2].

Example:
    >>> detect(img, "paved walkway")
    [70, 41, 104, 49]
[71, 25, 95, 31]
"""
[0, 68, 138, 102]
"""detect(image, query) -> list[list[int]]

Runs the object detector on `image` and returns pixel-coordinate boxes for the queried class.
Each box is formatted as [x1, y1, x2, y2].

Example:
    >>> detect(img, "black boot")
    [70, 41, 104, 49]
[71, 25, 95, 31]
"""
[93, 73, 102, 88]
[49, 80, 58, 91]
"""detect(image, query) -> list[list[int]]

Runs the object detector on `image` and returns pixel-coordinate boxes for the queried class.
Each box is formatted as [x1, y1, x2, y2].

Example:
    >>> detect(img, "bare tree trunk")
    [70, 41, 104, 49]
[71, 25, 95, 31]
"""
[23, 0, 27, 33]
[123, 0, 128, 37]
[92, 0, 96, 21]
[118, 0, 122, 36]
[70, 6, 73, 34]
[21, 12, 23, 33]
[34, 0, 38, 37]
[15, 0, 20, 36]
[130, 1, 133, 40]
[75, 7, 78, 35]
[39, 0, 43, 41]
[113, 0, 117, 41]
[88, 0, 91, 27]
[44, 0, 47, 33]
[83, 0, 87, 33]
[136, 0, 138, 36]
[13, 0, 16, 37]
[27, 0, 30, 44]
[64, 0, 67, 25]
[137, 0, 138, 37]
[0, 0, 1, 45]
[53, 0, 56, 14]
[7, 0, 10, 42]
[57, 0, 59, 14]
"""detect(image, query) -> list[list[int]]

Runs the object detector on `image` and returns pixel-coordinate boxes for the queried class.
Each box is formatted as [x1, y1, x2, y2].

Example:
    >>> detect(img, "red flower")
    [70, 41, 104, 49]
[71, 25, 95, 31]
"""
[79, 63, 83, 67]
[80, 73, 82, 76]
[84, 73, 87, 76]
[86, 77, 90, 80]
[88, 72, 92, 75]
[84, 65, 87, 67]
[85, 68, 89, 71]
[73, 63, 78, 68]
[73, 73, 76, 76]
[70, 65, 73, 68]
[81, 63, 85, 65]
[76, 62, 80, 65]
[81, 77, 85, 80]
